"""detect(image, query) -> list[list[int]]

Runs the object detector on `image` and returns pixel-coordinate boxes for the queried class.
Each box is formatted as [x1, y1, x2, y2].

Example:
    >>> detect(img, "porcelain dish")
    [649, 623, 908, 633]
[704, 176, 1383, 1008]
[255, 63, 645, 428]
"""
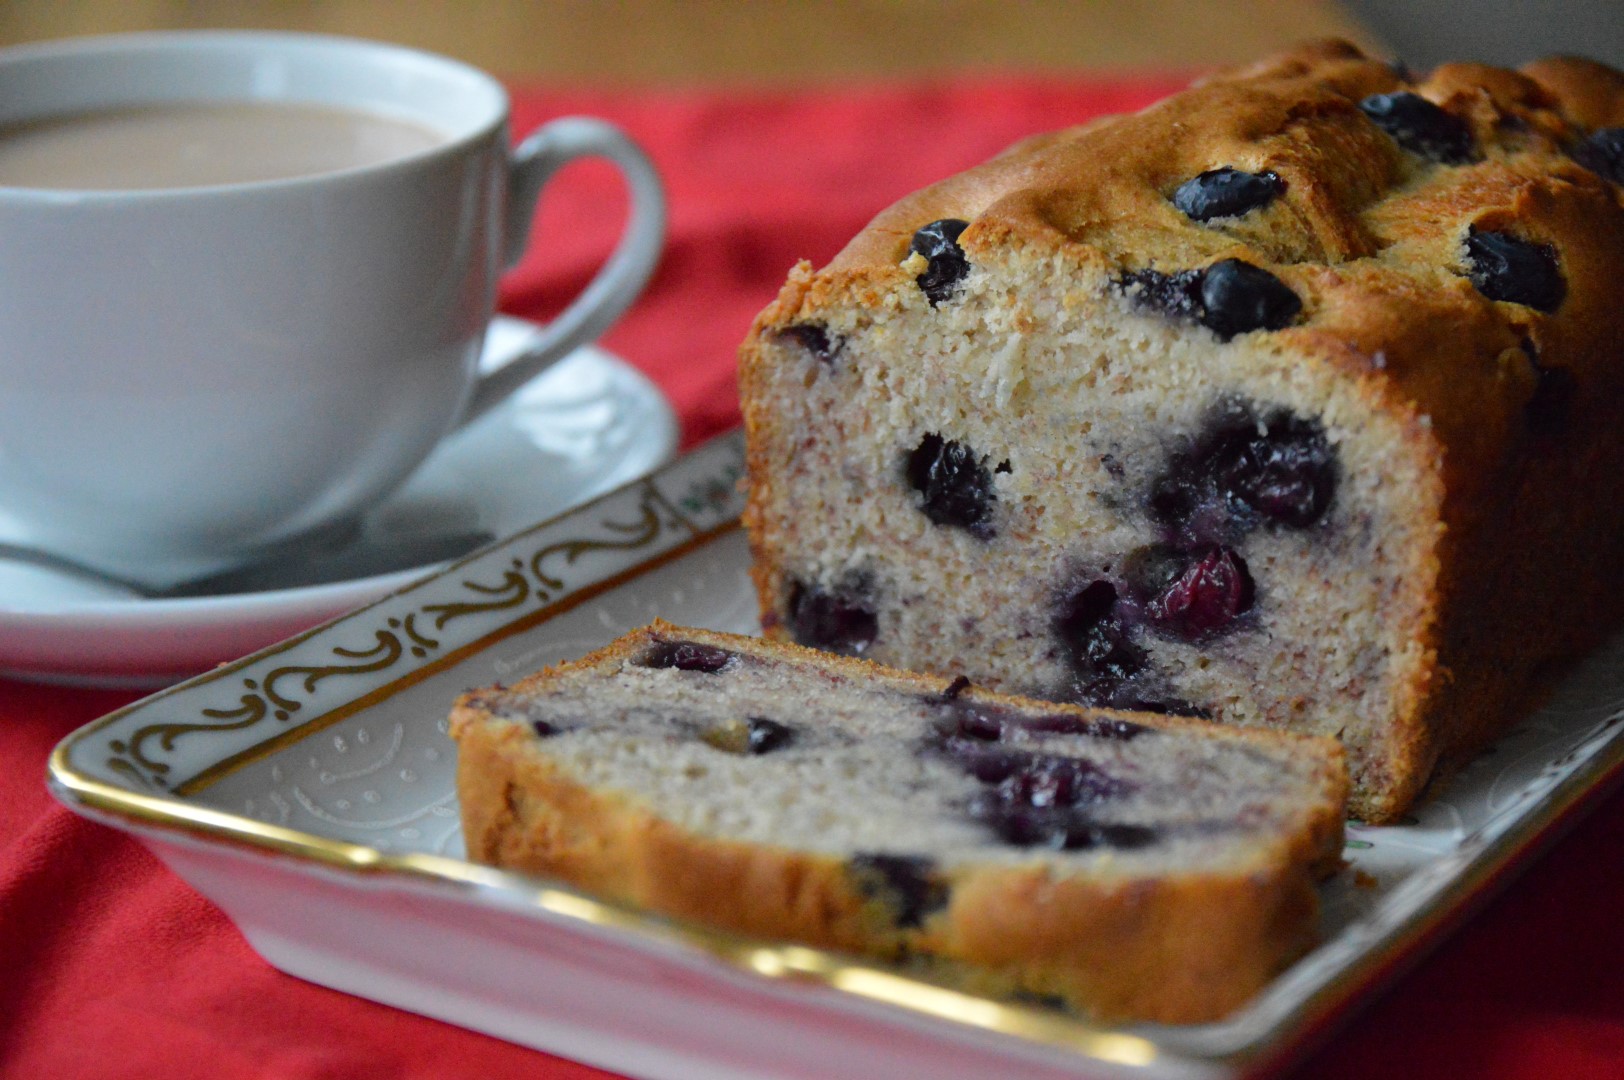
[50, 431, 1624, 1079]
[0, 317, 677, 688]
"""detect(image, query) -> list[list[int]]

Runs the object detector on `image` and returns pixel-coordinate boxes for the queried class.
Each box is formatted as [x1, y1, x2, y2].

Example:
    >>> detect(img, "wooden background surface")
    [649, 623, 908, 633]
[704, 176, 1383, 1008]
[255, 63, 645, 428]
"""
[0, 1, 1384, 84]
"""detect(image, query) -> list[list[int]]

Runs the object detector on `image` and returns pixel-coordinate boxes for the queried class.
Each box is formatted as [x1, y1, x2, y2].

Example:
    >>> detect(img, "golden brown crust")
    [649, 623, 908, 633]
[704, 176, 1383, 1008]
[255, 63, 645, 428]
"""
[453, 622, 1349, 1024]
[792, 42, 1622, 487]
[737, 40, 1624, 823]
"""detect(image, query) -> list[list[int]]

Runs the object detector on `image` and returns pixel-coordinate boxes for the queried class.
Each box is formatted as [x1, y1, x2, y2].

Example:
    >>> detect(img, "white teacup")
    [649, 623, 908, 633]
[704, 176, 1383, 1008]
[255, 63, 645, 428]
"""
[0, 31, 666, 585]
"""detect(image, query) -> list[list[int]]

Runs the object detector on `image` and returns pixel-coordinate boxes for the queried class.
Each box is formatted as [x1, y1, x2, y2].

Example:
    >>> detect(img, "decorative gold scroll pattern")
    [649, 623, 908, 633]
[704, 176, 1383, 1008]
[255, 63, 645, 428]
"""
[101, 466, 737, 790]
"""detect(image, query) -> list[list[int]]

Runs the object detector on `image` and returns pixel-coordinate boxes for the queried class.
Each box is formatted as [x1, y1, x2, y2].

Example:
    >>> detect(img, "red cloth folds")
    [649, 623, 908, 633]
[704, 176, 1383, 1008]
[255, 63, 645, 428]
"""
[2, 75, 1621, 1079]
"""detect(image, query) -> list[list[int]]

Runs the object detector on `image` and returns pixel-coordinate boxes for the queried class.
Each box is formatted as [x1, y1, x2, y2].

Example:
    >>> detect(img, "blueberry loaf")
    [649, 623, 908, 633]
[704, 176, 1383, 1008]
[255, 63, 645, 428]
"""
[452, 621, 1347, 1023]
[738, 41, 1624, 823]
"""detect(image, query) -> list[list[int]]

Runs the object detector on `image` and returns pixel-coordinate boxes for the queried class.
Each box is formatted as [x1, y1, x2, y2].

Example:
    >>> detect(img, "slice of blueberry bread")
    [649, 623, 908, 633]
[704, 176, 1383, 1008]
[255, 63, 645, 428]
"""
[739, 40, 1624, 823]
[452, 622, 1347, 1023]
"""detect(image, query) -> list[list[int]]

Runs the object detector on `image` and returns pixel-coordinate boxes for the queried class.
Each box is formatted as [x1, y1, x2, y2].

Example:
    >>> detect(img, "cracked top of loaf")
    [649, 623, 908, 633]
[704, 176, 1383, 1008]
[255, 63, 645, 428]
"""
[765, 39, 1624, 507]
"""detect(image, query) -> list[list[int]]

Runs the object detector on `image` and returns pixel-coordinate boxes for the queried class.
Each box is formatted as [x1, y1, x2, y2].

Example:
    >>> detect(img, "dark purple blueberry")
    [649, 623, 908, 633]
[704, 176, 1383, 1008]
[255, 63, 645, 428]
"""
[1571, 127, 1624, 185]
[787, 578, 878, 656]
[639, 640, 737, 673]
[1212, 414, 1337, 528]
[745, 717, 795, 754]
[778, 323, 844, 364]
[850, 853, 948, 928]
[1464, 228, 1566, 313]
[1149, 404, 1336, 538]
[1520, 340, 1576, 436]
[968, 804, 1058, 847]
[984, 754, 1131, 809]
[1115, 267, 1204, 321]
[1197, 259, 1302, 340]
[531, 719, 561, 738]
[1019, 713, 1151, 740]
[939, 741, 1029, 783]
[905, 434, 1004, 538]
[1054, 580, 1147, 694]
[969, 801, 1158, 850]
[1172, 168, 1285, 222]
[1358, 91, 1477, 164]
[963, 750, 1137, 848]
[1145, 545, 1254, 641]
[910, 218, 971, 305]
[1117, 262, 1298, 340]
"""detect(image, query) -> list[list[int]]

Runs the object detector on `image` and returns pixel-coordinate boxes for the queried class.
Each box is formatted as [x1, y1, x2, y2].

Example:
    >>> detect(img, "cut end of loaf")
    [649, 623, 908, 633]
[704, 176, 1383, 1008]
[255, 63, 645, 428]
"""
[452, 622, 1348, 1023]
[742, 240, 1442, 822]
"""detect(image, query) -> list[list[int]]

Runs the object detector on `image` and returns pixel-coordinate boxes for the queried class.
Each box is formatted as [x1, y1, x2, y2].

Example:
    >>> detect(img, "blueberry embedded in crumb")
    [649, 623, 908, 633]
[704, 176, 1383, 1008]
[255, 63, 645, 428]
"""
[786, 577, 879, 656]
[1358, 91, 1477, 164]
[1149, 403, 1337, 538]
[850, 853, 949, 928]
[1143, 545, 1255, 642]
[1572, 127, 1624, 185]
[979, 754, 1132, 810]
[977, 809, 1145, 849]
[909, 218, 972, 305]
[905, 434, 1004, 538]
[1020, 713, 1151, 740]
[778, 323, 844, 364]
[639, 640, 737, 673]
[531, 719, 561, 738]
[939, 742, 1029, 783]
[1172, 168, 1284, 222]
[1464, 228, 1566, 313]
[969, 799, 1156, 850]
[1212, 413, 1338, 528]
[1114, 267, 1204, 322]
[1114, 261, 1300, 341]
[1053, 579, 1148, 705]
[1197, 259, 1302, 340]
[935, 725, 1169, 845]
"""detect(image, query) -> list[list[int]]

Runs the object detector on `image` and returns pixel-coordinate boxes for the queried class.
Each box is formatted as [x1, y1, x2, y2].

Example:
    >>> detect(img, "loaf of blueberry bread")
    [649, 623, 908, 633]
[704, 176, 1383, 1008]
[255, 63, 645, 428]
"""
[738, 40, 1624, 823]
[452, 621, 1347, 1023]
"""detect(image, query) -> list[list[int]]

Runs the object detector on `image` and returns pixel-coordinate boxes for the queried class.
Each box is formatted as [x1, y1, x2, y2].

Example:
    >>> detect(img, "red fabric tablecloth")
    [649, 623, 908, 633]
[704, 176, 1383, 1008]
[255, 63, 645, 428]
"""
[4, 77, 1624, 1080]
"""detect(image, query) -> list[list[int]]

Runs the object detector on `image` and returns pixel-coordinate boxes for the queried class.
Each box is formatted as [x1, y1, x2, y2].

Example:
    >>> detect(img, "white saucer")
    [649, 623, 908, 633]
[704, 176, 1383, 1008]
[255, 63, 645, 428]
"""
[0, 316, 679, 689]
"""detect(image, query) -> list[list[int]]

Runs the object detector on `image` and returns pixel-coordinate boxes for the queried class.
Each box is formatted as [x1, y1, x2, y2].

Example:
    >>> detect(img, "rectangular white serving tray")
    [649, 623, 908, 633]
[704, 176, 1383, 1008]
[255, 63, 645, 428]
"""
[50, 430, 1624, 1080]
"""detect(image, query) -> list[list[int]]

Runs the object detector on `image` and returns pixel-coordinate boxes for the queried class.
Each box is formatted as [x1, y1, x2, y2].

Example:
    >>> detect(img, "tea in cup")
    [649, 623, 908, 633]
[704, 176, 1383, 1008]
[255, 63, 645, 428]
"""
[0, 31, 666, 586]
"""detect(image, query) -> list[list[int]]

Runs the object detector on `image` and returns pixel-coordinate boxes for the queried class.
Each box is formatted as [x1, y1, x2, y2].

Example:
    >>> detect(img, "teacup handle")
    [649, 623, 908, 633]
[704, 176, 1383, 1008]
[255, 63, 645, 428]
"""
[458, 116, 668, 426]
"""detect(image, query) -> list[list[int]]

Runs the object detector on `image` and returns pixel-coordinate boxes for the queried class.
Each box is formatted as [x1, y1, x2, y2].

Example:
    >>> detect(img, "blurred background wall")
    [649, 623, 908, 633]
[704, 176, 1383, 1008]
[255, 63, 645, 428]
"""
[1347, 0, 1623, 69]
[0, 2, 1613, 85]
